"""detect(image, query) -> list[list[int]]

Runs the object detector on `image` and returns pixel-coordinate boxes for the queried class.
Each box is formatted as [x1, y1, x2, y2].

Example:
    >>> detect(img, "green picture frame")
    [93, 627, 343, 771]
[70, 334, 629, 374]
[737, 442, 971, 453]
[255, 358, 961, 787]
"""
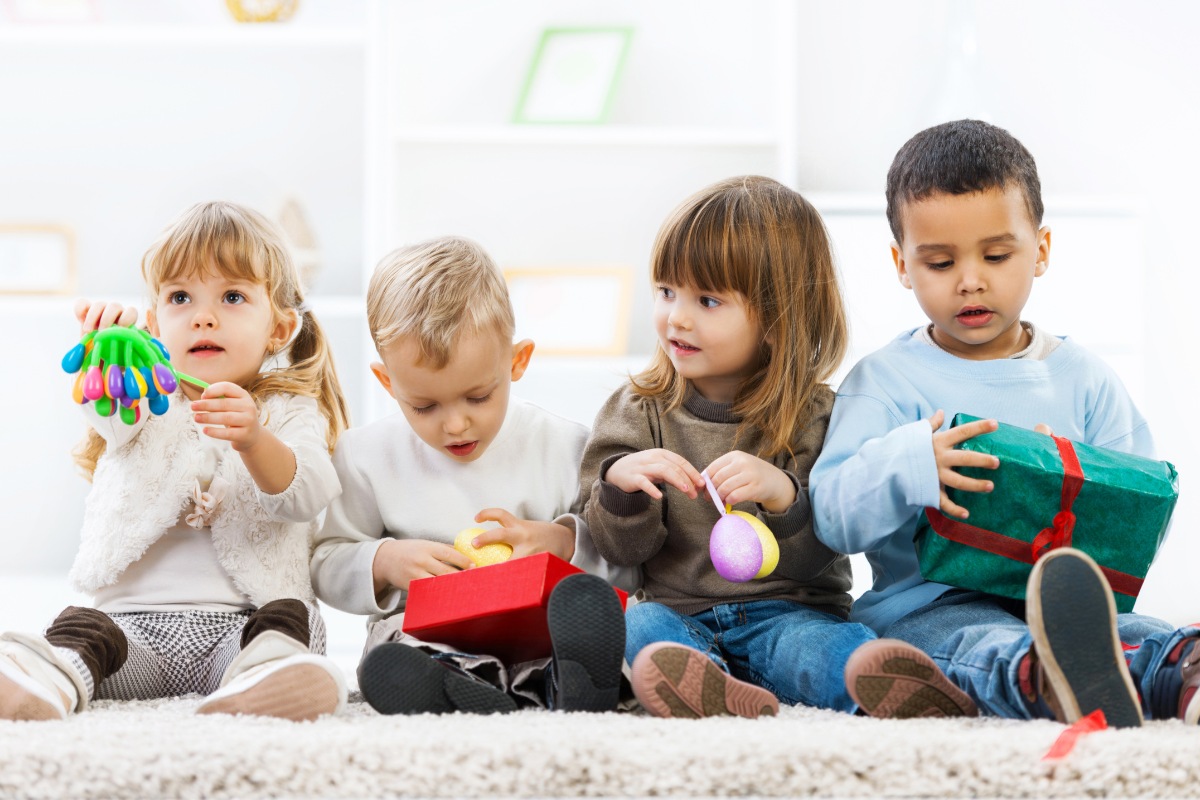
[513, 26, 634, 125]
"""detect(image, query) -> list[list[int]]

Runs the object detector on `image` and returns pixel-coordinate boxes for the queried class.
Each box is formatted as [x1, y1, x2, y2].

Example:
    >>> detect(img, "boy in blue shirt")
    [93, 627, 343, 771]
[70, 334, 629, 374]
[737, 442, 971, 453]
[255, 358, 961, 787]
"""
[809, 119, 1198, 726]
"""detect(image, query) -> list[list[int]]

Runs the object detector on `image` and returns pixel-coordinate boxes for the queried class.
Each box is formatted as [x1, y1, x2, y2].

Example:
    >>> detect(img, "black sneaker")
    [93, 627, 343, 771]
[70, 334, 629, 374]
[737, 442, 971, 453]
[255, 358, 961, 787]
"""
[546, 574, 625, 712]
[358, 642, 516, 715]
[1026, 547, 1142, 728]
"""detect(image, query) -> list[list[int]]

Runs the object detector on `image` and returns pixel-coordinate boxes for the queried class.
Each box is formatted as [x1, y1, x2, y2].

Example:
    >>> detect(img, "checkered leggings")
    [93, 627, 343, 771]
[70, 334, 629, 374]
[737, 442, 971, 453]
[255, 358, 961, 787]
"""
[56, 605, 326, 702]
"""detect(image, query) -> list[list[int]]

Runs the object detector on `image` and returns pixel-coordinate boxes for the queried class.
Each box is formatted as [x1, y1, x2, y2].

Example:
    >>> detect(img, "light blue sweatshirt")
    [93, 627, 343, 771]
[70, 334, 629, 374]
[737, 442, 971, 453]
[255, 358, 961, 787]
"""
[808, 329, 1155, 634]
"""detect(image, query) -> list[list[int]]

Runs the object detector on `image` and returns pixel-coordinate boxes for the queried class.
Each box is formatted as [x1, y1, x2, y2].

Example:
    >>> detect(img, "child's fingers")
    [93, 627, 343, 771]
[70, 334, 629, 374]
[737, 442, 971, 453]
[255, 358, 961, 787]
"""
[938, 492, 971, 520]
[940, 448, 999, 469]
[1034, 423, 1054, 436]
[470, 527, 515, 548]
[430, 544, 473, 572]
[194, 411, 253, 428]
[939, 467, 994, 495]
[938, 418, 998, 446]
[634, 476, 664, 500]
[201, 382, 245, 401]
[927, 409, 946, 432]
[475, 507, 519, 529]
[199, 426, 237, 442]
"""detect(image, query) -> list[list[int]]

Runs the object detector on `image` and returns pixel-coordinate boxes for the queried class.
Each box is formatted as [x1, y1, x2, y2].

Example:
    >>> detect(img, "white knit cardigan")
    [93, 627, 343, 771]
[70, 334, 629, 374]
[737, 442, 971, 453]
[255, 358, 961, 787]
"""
[69, 392, 340, 607]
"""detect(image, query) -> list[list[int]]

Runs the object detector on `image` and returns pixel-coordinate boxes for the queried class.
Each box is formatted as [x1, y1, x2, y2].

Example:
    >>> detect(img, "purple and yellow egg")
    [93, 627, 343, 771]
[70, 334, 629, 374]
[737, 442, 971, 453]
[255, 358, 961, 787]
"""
[709, 510, 780, 583]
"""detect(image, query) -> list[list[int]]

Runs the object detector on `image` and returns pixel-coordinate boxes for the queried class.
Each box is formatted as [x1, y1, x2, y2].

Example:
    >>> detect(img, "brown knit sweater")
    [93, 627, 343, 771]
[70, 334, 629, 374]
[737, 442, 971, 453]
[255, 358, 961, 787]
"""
[579, 383, 852, 618]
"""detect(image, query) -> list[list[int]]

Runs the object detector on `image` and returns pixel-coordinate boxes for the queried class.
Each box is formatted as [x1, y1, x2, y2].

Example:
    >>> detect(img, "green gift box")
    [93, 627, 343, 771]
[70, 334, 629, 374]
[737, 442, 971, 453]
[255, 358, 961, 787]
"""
[915, 414, 1178, 612]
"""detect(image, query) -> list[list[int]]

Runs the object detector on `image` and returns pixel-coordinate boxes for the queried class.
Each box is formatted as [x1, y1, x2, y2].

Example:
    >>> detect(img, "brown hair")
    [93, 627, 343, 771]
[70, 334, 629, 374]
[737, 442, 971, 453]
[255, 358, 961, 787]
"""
[632, 176, 848, 457]
[74, 201, 350, 477]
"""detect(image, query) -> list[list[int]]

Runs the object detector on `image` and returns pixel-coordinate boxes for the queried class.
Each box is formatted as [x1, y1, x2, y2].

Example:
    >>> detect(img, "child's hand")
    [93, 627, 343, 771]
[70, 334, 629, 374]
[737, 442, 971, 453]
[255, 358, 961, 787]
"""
[373, 538, 474, 594]
[605, 449, 703, 500]
[472, 508, 575, 562]
[1034, 423, 1054, 436]
[191, 381, 262, 452]
[74, 298, 138, 334]
[705, 451, 796, 513]
[928, 409, 1000, 520]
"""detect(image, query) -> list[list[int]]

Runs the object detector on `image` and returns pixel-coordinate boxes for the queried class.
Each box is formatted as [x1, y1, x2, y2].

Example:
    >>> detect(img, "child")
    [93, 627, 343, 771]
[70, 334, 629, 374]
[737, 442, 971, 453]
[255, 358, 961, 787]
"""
[310, 236, 637, 714]
[0, 201, 350, 722]
[578, 175, 886, 720]
[810, 119, 1199, 726]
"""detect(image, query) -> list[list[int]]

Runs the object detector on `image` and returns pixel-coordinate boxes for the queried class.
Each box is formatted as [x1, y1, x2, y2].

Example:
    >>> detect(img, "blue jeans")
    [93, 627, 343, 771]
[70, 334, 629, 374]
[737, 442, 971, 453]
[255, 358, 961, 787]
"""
[884, 589, 1195, 719]
[625, 599, 876, 712]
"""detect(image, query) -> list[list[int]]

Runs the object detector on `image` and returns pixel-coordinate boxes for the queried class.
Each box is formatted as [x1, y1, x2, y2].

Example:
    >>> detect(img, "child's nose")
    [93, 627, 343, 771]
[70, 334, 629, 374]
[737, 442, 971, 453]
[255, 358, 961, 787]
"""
[667, 306, 691, 330]
[958, 264, 986, 293]
[443, 410, 469, 436]
[191, 307, 217, 328]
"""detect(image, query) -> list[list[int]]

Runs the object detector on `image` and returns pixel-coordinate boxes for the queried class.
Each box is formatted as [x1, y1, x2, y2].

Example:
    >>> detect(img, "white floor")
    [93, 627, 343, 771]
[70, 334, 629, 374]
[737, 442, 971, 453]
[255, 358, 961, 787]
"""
[0, 573, 366, 690]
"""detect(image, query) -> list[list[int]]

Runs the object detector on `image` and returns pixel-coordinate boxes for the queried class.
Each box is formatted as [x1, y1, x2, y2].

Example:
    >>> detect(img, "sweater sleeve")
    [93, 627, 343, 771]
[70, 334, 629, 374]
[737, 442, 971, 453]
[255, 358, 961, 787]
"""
[309, 434, 400, 616]
[254, 395, 341, 523]
[579, 386, 670, 568]
[809, 391, 941, 556]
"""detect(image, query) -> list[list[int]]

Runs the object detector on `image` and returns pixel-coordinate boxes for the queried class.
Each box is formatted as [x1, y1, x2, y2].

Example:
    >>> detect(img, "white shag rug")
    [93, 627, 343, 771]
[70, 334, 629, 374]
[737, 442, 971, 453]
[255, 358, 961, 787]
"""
[2, 695, 1198, 799]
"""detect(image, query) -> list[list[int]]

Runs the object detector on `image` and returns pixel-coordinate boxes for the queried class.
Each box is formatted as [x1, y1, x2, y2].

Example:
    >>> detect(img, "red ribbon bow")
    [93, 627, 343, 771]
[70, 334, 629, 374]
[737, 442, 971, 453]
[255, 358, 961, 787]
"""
[1030, 436, 1084, 562]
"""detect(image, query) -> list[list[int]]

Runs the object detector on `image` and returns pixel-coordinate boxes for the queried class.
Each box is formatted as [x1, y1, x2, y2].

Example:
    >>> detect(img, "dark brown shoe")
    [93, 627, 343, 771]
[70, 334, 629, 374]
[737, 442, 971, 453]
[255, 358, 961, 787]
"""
[844, 638, 978, 718]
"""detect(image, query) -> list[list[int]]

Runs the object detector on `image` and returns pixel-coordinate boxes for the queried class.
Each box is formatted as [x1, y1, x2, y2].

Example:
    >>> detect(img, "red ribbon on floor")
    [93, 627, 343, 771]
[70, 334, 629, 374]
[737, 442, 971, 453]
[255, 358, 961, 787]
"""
[1042, 709, 1108, 760]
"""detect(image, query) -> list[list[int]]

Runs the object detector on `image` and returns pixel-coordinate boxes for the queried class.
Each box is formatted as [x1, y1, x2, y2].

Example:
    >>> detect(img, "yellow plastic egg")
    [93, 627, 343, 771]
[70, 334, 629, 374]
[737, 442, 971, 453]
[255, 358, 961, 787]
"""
[454, 527, 513, 567]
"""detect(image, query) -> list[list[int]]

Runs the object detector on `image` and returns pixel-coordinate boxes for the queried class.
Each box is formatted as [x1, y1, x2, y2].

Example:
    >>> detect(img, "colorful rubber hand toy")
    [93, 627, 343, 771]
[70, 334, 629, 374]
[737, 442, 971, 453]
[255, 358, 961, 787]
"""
[61, 326, 208, 425]
[704, 470, 780, 583]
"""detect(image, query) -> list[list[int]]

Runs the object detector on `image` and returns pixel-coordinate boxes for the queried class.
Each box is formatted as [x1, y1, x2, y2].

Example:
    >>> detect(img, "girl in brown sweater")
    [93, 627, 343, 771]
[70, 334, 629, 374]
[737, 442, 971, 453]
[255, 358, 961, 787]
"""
[579, 176, 878, 718]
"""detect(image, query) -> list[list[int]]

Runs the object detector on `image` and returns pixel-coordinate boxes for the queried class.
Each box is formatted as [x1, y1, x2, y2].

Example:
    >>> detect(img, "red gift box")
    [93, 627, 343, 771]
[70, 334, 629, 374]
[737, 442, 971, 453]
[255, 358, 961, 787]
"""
[401, 553, 628, 664]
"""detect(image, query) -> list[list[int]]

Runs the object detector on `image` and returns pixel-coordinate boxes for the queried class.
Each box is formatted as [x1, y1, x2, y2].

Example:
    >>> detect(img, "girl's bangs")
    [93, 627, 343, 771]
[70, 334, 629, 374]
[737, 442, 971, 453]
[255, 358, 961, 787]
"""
[148, 225, 268, 294]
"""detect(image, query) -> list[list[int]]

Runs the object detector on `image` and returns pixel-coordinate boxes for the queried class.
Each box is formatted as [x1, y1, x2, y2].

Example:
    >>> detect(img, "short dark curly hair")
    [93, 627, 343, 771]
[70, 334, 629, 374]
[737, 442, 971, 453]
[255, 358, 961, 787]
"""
[886, 119, 1043, 243]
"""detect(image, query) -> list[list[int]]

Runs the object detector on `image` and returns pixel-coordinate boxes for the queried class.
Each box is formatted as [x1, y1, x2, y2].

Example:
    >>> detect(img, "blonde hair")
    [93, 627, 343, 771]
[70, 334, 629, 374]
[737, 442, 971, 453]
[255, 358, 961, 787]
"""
[367, 236, 514, 368]
[632, 176, 848, 457]
[74, 201, 350, 477]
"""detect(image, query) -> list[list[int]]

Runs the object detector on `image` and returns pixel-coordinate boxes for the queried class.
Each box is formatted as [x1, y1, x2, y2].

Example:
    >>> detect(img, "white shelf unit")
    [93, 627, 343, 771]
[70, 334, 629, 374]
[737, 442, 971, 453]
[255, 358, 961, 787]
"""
[0, 25, 364, 47]
[362, 0, 800, 426]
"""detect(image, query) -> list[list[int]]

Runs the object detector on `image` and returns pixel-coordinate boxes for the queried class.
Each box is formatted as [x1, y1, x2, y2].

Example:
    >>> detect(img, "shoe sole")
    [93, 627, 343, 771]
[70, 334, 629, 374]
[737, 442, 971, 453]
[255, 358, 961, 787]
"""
[359, 643, 516, 715]
[631, 643, 778, 719]
[196, 663, 340, 722]
[547, 574, 626, 712]
[0, 662, 65, 721]
[1027, 548, 1143, 728]
[845, 638, 978, 719]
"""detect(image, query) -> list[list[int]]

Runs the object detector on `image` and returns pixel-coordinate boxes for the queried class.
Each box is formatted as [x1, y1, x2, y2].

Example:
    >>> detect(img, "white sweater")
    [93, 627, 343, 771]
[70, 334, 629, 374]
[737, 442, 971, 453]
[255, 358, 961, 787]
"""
[311, 396, 639, 620]
[70, 391, 341, 607]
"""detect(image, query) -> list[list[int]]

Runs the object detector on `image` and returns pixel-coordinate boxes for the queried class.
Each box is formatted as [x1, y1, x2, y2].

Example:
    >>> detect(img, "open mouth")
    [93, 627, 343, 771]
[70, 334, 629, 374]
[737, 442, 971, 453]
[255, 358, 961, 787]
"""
[189, 344, 224, 354]
[956, 308, 993, 327]
[446, 441, 478, 457]
[670, 339, 700, 353]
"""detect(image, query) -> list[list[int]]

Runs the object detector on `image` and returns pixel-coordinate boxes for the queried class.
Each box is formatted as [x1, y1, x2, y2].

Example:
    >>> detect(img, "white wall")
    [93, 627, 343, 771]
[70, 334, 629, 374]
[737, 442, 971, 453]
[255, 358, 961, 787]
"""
[1, 1, 1197, 626]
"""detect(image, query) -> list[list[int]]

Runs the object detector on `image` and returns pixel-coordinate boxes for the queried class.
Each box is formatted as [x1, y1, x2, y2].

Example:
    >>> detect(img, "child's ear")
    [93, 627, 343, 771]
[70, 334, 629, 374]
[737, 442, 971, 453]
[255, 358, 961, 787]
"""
[268, 308, 299, 355]
[369, 361, 395, 397]
[145, 307, 159, 336]
[510, 339, 535, 382]
[1034, 226, 1051, 277]
[891, 242, 913, 289]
